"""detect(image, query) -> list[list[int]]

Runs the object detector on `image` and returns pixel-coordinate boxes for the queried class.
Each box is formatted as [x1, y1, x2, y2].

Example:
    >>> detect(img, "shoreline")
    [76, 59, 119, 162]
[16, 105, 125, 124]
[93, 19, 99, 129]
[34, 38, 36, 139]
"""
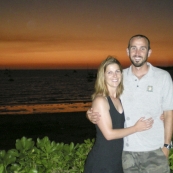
[0, 102, 92, 115]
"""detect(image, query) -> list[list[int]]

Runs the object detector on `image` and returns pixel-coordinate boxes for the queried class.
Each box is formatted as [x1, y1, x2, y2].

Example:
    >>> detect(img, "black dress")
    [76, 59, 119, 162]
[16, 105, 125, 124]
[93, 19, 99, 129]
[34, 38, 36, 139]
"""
[84, 96, 125, 173]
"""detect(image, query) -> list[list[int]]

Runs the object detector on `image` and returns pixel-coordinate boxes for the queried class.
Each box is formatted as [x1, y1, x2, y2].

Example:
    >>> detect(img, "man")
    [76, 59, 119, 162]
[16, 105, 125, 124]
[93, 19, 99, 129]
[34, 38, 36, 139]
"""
[87, 34, 173, 173]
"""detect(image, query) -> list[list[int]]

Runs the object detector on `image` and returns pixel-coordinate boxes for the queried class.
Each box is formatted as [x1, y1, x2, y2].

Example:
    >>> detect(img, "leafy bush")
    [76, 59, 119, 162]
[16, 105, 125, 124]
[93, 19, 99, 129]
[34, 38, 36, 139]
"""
[0, 136, 173, 173]
[0, 137, 94, 173]
[169, 148, 173, 172]
[169, 136, 173, 173]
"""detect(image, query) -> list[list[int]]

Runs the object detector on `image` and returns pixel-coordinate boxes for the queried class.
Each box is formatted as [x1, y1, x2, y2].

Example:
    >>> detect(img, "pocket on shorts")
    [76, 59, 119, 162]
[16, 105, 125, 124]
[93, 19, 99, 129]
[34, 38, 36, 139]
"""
[158, 148, 168, 160]
[153, 148, 170, 172]
[122, 151, 136, 170]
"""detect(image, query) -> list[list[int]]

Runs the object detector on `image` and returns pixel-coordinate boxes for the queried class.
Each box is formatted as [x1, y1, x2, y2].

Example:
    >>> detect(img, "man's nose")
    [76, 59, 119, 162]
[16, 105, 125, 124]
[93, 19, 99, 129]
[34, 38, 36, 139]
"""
[135, 49, 140, 56]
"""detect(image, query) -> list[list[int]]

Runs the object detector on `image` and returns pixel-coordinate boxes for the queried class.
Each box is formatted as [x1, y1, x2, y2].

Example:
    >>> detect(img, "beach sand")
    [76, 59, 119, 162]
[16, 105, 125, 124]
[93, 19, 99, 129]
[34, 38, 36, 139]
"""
[0, 102, 92, 115]
[0, 111, 96, 151]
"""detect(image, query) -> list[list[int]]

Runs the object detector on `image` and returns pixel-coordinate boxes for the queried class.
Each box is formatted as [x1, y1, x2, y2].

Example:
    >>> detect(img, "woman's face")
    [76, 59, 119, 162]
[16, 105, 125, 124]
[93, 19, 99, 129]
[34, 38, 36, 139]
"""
[104, 63, 122, 89]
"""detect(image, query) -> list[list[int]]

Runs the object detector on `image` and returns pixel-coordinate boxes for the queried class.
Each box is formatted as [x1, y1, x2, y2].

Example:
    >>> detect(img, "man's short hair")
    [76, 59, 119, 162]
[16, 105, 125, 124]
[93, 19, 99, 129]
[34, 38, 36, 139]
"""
[128, 34, 151, 50]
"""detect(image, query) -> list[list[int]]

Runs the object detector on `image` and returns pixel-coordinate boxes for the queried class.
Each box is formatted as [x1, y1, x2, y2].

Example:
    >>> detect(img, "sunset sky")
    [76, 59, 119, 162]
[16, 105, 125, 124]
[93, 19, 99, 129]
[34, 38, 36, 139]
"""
[0, 0, 173, 69]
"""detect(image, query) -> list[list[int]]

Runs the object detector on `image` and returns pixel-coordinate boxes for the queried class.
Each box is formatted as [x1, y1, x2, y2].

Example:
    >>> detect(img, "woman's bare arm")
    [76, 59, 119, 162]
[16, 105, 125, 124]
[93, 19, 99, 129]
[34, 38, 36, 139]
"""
[93, 96, 153, 140]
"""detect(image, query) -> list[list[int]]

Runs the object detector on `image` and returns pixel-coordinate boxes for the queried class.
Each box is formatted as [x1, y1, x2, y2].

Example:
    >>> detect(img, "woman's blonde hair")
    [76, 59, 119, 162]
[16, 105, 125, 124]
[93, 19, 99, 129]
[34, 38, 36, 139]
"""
[92, 56, 124, 100]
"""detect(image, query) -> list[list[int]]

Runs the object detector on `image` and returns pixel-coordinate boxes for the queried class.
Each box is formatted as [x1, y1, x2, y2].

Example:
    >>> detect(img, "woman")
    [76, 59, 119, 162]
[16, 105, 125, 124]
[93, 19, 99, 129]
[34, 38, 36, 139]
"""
[84, 56, 153, 173]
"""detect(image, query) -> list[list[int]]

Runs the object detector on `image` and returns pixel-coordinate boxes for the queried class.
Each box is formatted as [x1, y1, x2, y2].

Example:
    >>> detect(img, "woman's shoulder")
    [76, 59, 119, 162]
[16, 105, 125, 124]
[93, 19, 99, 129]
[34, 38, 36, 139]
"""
[92, 95, 110, 115]
[93, 95, 108, 105]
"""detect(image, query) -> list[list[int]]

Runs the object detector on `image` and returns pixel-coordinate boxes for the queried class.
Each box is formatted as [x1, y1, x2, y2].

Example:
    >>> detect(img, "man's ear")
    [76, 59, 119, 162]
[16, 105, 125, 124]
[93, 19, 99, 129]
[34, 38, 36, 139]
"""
[148, 49, 152, 57]
[126, 48, 129, 56]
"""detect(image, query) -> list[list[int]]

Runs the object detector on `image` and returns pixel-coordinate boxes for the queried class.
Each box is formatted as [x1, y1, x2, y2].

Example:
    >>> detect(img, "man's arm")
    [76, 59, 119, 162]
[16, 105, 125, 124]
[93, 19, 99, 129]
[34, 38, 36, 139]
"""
[162, 110, 173, 158]
[86, 108, 101, 124]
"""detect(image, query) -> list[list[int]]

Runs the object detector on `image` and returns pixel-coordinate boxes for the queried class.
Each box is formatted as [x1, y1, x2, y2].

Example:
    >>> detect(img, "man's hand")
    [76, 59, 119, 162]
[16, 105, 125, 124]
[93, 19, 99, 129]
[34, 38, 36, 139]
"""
[86, 108, 101, 124]
[162, 147, 170, 158]
[163, 110, 173, 158]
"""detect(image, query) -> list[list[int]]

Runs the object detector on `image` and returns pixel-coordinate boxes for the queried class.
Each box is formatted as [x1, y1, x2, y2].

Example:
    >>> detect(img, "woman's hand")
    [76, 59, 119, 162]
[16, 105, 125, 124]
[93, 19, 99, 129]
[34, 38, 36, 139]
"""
[160, 114, 164, 121]
[134, 117, 154, 132]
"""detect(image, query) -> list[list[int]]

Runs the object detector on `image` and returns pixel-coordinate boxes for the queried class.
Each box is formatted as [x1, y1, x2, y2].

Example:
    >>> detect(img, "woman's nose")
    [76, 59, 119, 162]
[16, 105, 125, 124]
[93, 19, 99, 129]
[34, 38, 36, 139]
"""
[112, 72, 117, 77]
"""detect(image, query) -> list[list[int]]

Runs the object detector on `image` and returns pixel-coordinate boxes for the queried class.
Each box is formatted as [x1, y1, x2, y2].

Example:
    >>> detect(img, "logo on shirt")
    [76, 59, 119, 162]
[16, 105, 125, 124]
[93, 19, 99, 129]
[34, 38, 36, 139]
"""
[147, 86, 153, 92]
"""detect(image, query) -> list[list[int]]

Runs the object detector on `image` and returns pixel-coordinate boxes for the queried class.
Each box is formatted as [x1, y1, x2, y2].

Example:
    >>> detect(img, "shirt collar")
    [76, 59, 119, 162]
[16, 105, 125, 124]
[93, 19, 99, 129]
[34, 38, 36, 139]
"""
[126, 62, 154, 78]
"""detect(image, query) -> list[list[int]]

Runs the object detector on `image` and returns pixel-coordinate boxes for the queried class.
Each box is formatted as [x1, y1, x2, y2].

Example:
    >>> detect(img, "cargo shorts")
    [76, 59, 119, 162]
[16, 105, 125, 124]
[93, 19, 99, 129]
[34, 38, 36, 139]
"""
[122, 148, 170, 173]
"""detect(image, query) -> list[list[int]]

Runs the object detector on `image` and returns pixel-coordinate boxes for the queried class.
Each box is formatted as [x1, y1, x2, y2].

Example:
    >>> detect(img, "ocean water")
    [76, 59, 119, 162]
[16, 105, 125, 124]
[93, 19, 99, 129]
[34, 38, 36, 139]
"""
[0, 68, 172, 114]
[0, 69, 97, 106]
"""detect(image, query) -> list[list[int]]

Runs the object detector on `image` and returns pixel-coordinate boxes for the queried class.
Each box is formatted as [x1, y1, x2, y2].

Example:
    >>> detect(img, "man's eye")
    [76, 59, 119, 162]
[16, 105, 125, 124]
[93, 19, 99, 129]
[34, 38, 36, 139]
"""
[141, 47, 146, 51]
[131, 47, 136, 50]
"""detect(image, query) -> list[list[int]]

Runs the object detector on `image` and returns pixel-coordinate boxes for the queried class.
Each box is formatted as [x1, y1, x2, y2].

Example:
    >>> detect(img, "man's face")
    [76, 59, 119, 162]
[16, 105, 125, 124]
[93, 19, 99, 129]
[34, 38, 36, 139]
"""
[127, 37, 152, 67]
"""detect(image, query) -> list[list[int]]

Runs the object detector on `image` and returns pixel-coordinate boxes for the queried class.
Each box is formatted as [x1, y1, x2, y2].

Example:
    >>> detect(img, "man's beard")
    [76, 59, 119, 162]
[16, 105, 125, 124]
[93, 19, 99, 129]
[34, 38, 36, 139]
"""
[130, 56, 148, 67]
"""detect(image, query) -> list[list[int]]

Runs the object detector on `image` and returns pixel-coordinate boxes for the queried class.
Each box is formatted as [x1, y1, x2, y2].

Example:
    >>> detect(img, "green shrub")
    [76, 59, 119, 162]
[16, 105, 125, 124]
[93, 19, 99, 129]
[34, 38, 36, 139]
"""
[0, 136, 173, 173]
[169, 148, 173, 172]
[0, 137, 94, 173]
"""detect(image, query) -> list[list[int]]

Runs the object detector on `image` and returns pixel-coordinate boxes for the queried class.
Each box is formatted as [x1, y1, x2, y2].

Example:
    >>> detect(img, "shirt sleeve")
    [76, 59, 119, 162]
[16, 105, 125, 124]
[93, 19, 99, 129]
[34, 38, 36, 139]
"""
[162, 72, 173, 111]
